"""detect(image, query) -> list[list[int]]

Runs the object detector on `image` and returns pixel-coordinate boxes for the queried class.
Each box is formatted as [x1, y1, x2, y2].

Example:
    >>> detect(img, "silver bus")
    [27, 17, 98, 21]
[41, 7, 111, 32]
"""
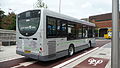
[16, 9, 96, 61]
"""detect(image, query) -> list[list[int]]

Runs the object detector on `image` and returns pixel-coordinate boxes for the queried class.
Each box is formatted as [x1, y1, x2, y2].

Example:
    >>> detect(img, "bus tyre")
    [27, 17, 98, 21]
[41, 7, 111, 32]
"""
[68, 45, 74, 56]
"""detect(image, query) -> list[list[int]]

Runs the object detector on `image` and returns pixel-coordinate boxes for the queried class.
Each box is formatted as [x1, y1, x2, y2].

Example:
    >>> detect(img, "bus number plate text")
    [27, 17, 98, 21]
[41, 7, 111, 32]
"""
[24, 50, 31, 53]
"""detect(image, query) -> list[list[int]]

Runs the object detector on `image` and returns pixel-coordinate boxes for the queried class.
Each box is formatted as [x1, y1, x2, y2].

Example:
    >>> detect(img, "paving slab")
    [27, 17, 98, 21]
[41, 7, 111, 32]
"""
[0, 45, 23, 62]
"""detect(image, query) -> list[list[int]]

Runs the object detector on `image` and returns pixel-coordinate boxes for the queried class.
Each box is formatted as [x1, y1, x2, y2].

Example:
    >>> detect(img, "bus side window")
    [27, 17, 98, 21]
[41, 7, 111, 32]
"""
[56, 20, 61, 37]
[93, 27, 95, 37]
[67, 23, 76, 40]
[85, 30, 88, 37]
[82, 25, 88, 38]
[82, 26, 86, 38]
[47, 17, 56, 38]
[88, 27, 93, 38]
[77, 24, 82, 39]
[56, 20, 67, 37]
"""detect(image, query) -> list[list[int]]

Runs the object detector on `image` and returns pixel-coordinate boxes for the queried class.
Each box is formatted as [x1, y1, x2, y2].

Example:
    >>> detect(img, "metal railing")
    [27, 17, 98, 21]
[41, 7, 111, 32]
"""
[0, 33, 16, 42]
[0, 29, 16, 46]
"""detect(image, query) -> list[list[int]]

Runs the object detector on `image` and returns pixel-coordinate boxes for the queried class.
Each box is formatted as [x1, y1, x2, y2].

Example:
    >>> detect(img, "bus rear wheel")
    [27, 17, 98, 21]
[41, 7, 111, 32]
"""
[68, 45, 74, 56]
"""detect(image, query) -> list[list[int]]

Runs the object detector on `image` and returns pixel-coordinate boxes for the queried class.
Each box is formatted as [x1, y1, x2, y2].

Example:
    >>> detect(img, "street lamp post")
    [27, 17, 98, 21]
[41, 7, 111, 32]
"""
[112, 0, 120, 68]
[59, 0, 61, 13]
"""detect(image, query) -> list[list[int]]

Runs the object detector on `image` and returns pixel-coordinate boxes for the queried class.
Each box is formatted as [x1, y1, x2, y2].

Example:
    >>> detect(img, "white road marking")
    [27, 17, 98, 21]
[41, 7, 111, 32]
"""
[11, 61, 36, 68]
[0, 56, 24, 63]
[11, 65, 23, 68]
[53, 47, 99, 68]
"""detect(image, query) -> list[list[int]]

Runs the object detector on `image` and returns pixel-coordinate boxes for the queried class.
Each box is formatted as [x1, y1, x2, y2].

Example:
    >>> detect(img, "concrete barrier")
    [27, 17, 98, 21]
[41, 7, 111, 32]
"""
[0, 29, 16, 46]
[2, 41, 16, 46]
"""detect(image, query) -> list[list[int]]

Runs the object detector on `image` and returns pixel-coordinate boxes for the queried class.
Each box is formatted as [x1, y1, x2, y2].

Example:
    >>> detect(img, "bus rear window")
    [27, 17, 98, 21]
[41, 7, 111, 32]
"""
[18, 10, 40, 36]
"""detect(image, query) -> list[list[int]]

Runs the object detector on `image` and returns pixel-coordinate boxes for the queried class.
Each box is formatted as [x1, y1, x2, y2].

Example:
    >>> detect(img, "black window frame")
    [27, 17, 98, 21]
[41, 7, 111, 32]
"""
[46, 16, 68, 38]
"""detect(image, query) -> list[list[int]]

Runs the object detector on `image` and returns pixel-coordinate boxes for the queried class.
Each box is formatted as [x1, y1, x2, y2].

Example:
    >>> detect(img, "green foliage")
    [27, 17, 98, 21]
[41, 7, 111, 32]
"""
[0, 9, 5, 29]
[6, 13, 16, 30]
[0, 10, 5, 19]
[0, 9, 16, 30]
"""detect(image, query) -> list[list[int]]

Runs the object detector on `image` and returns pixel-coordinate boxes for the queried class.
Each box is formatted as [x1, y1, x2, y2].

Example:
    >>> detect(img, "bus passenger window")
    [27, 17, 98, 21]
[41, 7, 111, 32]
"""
[56, 20, 67, 37]
[56, 20, 61, 37]
[76, 24, 82, 39]
[82, 25, 88, 38]
[47, 17, 56, 37]
[67, 24, 76, 40]
[88, 27, 93, 38]
[61, 23, 67, 36]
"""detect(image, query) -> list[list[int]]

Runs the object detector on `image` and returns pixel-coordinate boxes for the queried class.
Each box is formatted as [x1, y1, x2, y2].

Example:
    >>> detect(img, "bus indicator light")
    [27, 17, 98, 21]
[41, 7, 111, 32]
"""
[40, 48, 42, 51]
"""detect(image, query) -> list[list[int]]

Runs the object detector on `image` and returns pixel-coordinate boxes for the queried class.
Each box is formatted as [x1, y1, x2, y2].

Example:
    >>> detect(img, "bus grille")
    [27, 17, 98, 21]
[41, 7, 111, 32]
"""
[48, 41, 56, 55]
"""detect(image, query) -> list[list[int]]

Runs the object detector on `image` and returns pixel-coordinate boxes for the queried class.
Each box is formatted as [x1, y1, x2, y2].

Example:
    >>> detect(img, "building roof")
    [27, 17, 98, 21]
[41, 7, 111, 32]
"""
[89, 13, 112, 22]
[89, 13, 115, 28]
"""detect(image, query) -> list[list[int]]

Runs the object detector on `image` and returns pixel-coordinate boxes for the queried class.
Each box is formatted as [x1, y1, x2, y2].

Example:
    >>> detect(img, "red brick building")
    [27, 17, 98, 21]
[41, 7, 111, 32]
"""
[89, 13, 112, 37]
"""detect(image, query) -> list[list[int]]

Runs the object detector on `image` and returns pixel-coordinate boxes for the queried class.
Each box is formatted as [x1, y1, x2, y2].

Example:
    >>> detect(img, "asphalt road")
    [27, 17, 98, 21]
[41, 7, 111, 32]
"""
[0, 40, 111, 68]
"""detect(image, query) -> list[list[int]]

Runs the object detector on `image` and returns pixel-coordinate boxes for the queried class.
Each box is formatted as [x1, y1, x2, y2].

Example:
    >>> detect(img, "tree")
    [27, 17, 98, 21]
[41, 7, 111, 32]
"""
[0, 9, 5, 29]
[2, 12, 16, 30]
[7, 12, 16, 30]
[0, 9, 5, 21]
[35, 0, 48, 8]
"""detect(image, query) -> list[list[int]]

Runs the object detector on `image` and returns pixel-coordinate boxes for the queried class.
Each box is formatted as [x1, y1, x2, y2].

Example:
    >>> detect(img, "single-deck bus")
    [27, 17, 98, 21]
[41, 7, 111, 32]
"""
[16, 9, 96, 61]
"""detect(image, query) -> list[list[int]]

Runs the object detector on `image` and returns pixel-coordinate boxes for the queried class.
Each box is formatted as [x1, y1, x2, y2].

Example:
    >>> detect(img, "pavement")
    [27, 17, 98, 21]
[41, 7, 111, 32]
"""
[0, 44, 23, 62]
[53, 42, 111, 68]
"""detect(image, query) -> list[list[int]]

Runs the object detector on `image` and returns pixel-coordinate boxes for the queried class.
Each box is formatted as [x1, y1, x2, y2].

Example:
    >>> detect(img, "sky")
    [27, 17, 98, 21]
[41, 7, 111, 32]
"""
[0, 0, 112, 19]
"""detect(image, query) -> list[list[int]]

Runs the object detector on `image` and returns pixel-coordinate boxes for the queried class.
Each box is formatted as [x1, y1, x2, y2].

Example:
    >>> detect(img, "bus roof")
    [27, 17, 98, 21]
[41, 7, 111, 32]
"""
[18, 8, 95, 27]
[43, 9, 95, 27]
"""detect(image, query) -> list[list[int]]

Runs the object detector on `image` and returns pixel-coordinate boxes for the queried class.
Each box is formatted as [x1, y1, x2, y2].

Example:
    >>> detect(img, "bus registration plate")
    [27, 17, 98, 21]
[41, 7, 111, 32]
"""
[24, 50, 31, 53]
